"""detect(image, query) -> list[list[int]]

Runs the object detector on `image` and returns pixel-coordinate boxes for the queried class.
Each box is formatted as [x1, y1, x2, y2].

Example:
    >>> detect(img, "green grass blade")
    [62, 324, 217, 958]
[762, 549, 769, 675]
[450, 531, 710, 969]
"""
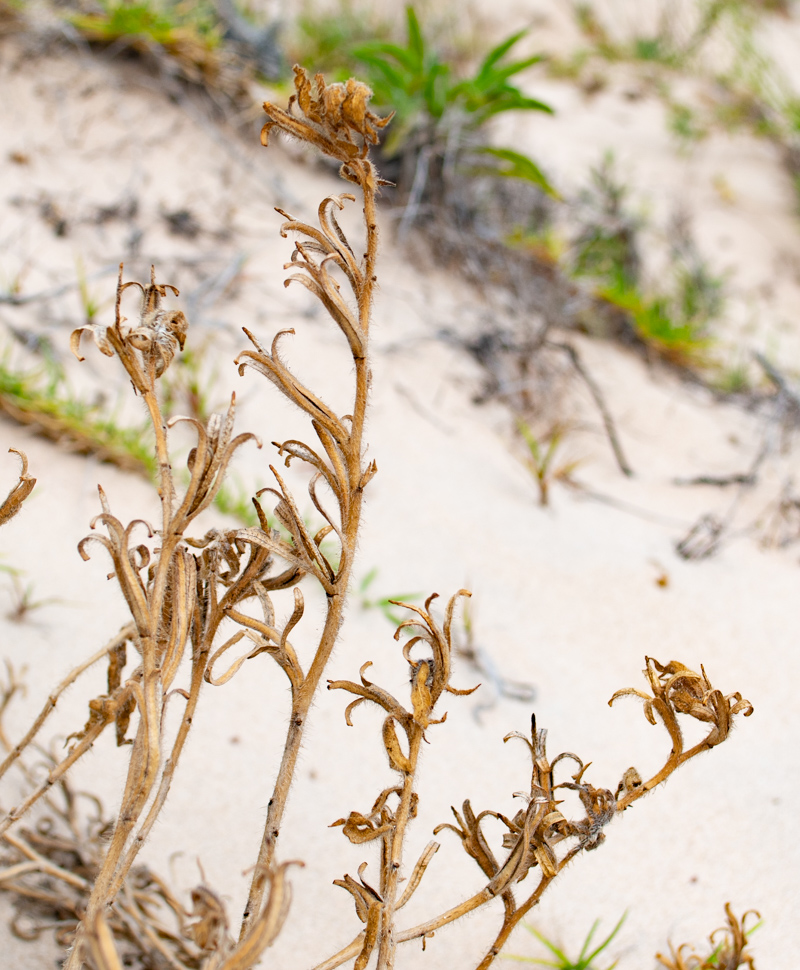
[478, 54, 545, 88]
[405, 5, 425, 70]
[476, 28, 528, 80]
[523, 924, 569, 963]
[473, 146, 559, 198]
[583, 912, 627, 966]
[353, 42, 419, 75]
[577, 919, 600, 961]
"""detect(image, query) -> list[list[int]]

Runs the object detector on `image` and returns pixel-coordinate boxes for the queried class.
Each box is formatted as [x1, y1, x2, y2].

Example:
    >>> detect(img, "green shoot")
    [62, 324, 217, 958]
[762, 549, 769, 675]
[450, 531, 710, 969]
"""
[505, 912, 626, 968]
[517, 420, 582, 507]
[356, 567, 423, 627]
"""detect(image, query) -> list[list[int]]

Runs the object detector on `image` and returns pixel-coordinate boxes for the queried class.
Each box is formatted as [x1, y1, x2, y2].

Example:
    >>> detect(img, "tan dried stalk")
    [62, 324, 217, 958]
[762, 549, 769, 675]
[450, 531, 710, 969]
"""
[0, 262, 289, 967]
[0, 64, 391, 969]
[328, 591, 477, 970]
[232, 64, 390, 938]
[0, 64, 755, 970]
[318, 620, 752, 970]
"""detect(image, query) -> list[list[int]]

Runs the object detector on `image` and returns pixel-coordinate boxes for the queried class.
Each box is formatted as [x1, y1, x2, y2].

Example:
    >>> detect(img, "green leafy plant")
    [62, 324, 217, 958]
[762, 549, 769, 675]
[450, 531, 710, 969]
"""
[351, 5, 556, 195]
[290, 0, 393, 75]
[570, 156, 722, 366]
[574, 0, 731, 70]
[354, 8, 549, 135]
[68, 0, 221, 49]
[506, 225, 567, 266]
[472, 147, 561, 199]
[571, 153, 641, 289]
[0, 337, 267, 526]
[505, 912, 626, 967]
[668, 102, 709, 147]
[598, 280, 713, 366]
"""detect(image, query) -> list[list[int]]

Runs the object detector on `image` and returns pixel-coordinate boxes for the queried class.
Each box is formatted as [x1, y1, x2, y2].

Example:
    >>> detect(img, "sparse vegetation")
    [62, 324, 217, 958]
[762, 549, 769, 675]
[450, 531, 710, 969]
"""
[66, 0, 225, 82]
[517, 420, 582, 506]
[0, 349, 156, 477]
[568, 156, 723, 366]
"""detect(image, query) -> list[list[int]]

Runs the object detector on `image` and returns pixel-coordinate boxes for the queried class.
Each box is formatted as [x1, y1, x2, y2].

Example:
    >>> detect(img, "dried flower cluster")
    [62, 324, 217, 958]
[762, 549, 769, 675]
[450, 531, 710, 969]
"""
[0, 66, 754, 970]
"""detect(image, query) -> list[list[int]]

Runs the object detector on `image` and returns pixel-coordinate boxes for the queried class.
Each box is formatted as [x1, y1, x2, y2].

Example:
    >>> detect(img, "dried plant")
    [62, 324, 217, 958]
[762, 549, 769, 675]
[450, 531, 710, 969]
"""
[656, 903, 761, 970]
[756, 477, 800, 547]
[0, 65, 755, 970]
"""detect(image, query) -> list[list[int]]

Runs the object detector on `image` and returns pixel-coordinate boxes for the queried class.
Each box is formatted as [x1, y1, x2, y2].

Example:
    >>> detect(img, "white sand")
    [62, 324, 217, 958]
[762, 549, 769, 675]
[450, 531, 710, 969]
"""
[0, 8, 798, 968]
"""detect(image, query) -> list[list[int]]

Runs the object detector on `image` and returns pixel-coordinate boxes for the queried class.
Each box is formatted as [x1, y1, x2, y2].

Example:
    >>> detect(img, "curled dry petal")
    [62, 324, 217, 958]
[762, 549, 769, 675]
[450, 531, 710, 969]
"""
[171, 395, 261, 525]
[433, 801, 501, 881]
[610, 657, 753, 752]
[391, 589, 473, 716]
[0, 449, 35, 527]
[79, 499, 152, 637]
[441, 712, 625, 896]
[328, 662, 410, 726]
[396, 841, 439, 910]
[330, 786, 407, 844]
[334, 861, 383, 923]
[383, 716, 412, 773]
[656, 903, 760, 970]
[186, 884, 231, 952]
[237, 328, 349, 446]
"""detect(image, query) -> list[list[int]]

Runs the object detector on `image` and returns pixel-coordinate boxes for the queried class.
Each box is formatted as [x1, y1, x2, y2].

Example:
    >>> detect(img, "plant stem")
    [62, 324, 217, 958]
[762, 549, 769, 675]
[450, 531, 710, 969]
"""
[239, 582, 351, 936]
[239, 161, 376, 940]
[0, 627, 132, 785]
[376, 730, 423, 969]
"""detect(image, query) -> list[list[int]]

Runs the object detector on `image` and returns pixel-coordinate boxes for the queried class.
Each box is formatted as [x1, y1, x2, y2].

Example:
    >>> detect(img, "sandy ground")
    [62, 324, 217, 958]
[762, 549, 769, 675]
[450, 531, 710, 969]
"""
[0, 6, 799, 969]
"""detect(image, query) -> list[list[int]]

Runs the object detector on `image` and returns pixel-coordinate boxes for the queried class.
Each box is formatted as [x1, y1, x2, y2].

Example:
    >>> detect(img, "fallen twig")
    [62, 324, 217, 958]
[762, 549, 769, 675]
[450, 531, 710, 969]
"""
[546, 339, 633, 477]
[673, 473, 756, 487]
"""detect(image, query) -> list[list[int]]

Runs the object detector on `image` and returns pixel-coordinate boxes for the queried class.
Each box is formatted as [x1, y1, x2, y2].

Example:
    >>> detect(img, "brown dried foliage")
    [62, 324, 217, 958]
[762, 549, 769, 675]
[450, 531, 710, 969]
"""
[656, 903, 760, 970]
[0, 66, 754, 970]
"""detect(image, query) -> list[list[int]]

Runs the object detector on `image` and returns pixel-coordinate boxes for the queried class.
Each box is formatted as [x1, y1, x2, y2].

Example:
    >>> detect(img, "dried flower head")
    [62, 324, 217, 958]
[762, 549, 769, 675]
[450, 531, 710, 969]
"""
[610, 657, 753, 808]
[71, 264, 188, 389]
[262, 66, 393, 162]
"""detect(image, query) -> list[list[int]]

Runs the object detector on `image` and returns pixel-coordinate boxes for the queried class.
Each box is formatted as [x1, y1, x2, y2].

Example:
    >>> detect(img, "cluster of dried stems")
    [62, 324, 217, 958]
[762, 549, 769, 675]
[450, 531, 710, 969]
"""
[0, 67, 753, 970]
[657, 902, 760, 970]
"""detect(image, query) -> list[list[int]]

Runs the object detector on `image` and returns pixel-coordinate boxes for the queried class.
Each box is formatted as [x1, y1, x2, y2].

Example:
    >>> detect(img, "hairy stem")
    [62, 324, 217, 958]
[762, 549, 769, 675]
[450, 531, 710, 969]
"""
[376, 731, 423, 970]
[239, 162, 376, 938]
[240, 585, 351, 935]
